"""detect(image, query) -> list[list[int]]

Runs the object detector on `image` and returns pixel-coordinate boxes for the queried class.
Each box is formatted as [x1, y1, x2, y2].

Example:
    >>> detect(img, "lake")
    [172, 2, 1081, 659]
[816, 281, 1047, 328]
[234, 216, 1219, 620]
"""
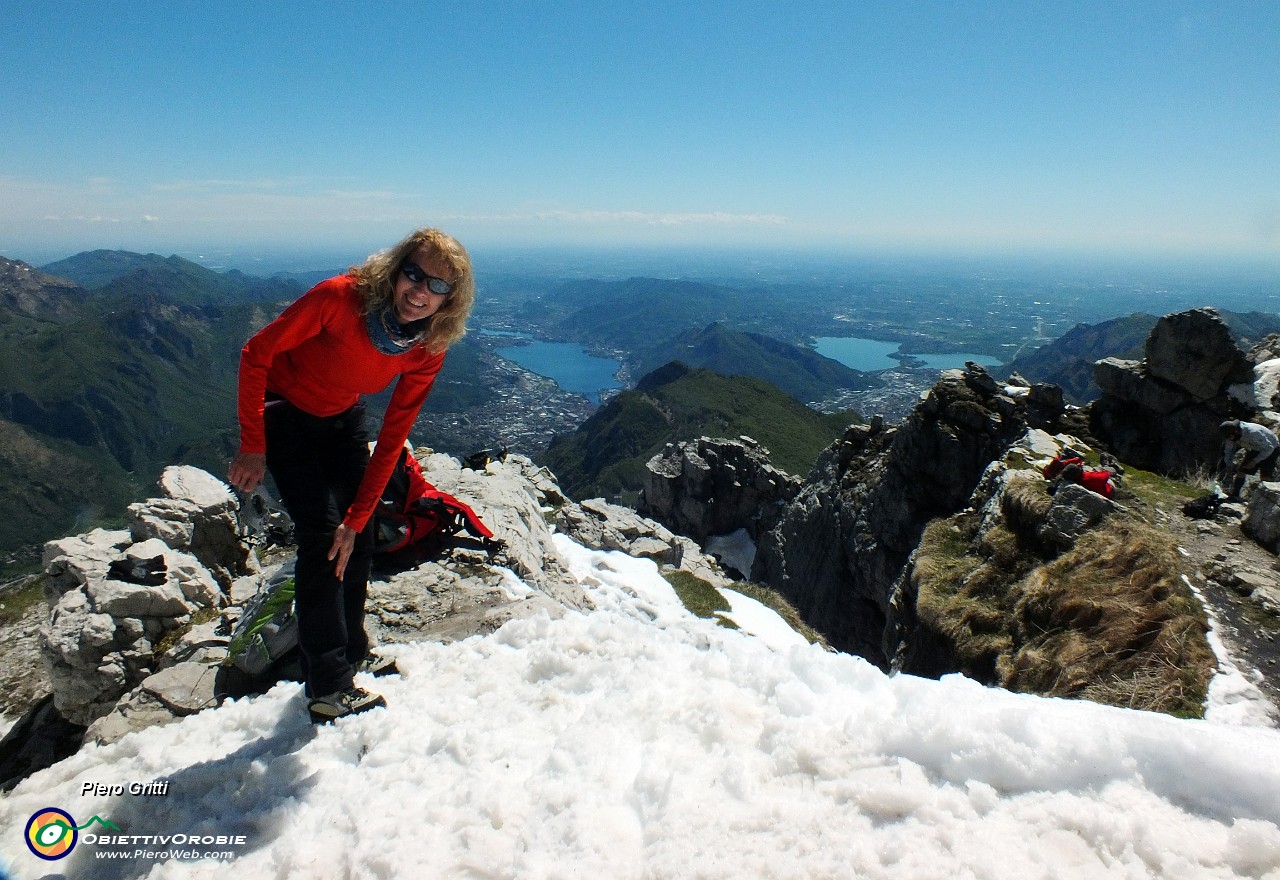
[812, 337, 1002, 372]
[489, 333, 623, 404]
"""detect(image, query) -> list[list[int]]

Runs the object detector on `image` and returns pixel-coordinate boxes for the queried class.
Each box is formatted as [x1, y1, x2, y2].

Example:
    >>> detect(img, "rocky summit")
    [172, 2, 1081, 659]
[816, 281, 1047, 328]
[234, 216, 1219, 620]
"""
[4, 308, 1280, 790]
[750, 364, 1041, 663]
[1091, 307, 1268, 472]
[0, 451, 740, 788]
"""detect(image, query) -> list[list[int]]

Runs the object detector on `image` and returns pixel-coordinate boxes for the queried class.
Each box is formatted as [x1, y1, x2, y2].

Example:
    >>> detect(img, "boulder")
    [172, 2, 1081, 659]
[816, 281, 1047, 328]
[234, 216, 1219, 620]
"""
[1036, 483, 1120, 548]
[1090, 309, 1253, 474]
[1242, 482, 1280, 553]
[638, 436, 801, 543]
[1145, 308, 1253, 400]
[139, 662, 220, 715]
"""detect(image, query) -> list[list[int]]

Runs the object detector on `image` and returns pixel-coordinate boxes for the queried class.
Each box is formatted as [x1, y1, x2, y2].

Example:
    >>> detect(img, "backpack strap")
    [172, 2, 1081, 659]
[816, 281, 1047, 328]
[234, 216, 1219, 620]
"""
[415, 489, 495, 540]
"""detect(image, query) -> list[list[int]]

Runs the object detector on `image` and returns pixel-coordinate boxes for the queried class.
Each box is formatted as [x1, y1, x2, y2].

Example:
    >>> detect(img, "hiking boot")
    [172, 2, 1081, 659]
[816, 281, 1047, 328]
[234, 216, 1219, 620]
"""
[307, 685, 386, 724]
[356, 653, 399, 677]
[1099, 452, 1124, 475]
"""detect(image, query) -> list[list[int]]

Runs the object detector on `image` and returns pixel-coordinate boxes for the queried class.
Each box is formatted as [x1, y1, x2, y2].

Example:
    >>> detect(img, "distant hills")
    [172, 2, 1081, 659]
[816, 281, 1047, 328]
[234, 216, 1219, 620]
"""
[634, 323, 880, 405]
[538, 361, 859, 502]
[43, 250, 301, 307]
[526, 277, 778, 351]
[0, 254, 293, 564]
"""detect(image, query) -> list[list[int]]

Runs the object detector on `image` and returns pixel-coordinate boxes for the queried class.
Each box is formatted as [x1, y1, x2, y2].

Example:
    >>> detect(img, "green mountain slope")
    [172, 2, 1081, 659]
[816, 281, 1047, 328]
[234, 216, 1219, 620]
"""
[0, 256, 280, 573]
[636, 323, 880, 403]
[538, 362, 858, 502]
[526, 277, 779, 351]
[43, 250, 301, 305]
[0, 418, 139, 555]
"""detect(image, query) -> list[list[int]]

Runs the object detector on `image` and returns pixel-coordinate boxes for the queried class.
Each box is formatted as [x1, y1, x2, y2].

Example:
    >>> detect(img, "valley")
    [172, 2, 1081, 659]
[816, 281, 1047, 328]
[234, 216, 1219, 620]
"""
[2, 246, 1278, 578]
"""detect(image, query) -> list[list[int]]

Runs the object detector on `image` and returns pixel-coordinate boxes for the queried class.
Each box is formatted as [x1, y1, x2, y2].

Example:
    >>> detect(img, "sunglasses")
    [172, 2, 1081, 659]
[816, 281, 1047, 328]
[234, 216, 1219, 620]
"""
[400, 261, 455, 296]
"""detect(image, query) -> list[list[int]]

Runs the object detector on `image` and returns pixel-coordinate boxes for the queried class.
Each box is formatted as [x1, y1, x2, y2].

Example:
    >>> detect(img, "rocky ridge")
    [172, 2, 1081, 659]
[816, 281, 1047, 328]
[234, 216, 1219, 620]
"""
[4, 306, 1280, 790]
[635, 312, 1280, 717]
[0, 452, 740, 789]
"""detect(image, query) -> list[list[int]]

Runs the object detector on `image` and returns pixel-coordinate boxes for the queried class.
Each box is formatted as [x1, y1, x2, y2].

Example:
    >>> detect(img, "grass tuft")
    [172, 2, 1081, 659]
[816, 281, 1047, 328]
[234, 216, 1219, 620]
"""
[725, 581, 831, 648]
[912, 473, 1215, 718]
[0, 577, 47, 627]
[663, 570, 733, 623]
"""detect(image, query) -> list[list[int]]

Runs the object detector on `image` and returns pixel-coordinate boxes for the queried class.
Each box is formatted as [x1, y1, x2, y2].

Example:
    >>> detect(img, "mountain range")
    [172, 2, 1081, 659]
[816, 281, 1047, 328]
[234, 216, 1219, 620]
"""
[0, 254, 853, 573]
[0, 255, 279, 560]
[5, 248, 1278, 577]
[633, 322, 879, 405]
[538, 361, 858, 502]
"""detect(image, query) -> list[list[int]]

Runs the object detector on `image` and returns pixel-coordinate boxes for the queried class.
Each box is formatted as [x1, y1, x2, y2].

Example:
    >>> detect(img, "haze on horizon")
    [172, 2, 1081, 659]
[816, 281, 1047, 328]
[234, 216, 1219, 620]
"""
[2, 1, 1277, 270]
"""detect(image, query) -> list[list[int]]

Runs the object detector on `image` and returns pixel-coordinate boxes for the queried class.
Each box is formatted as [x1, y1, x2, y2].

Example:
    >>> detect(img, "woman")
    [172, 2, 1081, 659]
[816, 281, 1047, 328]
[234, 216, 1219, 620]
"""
[228, 228, 474, 723]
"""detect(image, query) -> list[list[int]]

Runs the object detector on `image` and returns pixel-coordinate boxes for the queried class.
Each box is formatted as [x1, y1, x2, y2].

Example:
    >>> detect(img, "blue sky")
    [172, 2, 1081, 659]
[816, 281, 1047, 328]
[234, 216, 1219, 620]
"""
[2, 1, 1277, 264]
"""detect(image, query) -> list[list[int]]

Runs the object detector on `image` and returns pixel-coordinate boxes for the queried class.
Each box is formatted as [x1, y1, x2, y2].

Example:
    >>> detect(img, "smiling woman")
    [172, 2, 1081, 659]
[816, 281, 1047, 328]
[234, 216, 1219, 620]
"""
[227, 227, 475, 724]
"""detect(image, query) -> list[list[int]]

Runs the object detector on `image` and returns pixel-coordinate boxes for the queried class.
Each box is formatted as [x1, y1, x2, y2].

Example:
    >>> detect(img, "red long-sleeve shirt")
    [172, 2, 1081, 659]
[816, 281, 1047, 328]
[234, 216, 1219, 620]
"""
[1078, 469, 1115, 499]
[237, 275, 444, 532]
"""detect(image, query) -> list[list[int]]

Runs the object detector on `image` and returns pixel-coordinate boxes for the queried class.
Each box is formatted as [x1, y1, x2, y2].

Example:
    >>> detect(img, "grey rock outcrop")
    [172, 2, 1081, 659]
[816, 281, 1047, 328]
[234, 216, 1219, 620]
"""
[38, 467, 255, 726]
[1243, 483, 1280, 554]
[128, 466, 252, 588]
[357, 452, 596, 654]
[64, 450, 736, 746]
[556, 497, 733, 589]
[1091, 308, 1256, 473]
[638, 436, 801, 544]
[752, 365, 1029, 663]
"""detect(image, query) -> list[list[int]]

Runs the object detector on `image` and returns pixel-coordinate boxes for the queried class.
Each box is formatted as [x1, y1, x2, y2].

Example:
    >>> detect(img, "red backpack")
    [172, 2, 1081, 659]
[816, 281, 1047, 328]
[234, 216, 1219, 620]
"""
[373, 447, 499, 558]
[1042, 451, 1085, 480]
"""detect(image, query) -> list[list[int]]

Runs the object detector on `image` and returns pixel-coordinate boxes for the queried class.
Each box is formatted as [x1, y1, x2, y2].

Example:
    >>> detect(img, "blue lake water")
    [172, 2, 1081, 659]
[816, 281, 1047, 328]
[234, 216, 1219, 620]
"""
[813, 337, 1001, 372]
[490, 334, 622, 404]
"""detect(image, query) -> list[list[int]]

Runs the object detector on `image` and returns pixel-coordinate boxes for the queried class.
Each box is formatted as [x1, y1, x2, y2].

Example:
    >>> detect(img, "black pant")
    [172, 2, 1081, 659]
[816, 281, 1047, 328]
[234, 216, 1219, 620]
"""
[264, 397, 374, 698]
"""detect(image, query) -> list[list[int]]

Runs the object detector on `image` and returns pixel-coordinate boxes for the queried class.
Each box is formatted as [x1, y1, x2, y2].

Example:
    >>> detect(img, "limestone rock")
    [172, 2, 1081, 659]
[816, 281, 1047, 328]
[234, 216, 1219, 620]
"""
[1093, 358, 1187, 415]
[1145, 308, 1252, 400]
[41, 528, 131, 603]
[84, 689, 184, 746]
[1253, 585, 1280, 617]
[37, 470, 235, 727]
[140, 662, 220, 715]
[128, 464, 252, 587]
[555, 497, 731, 589]
[416, 451, 590, 611]
[753, 368, 1029, 662]
[1036, 483, 1120, 548]
[1090, 309, 1253, 474]
[638, 436, 801, 544]
[86, 578, 189, 618]
[1242, 482, 1280, 552]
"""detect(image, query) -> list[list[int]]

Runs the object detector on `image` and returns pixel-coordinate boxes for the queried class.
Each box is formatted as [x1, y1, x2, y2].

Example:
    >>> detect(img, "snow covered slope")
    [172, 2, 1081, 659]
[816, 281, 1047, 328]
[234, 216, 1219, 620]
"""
[1, 536, 1278, 879]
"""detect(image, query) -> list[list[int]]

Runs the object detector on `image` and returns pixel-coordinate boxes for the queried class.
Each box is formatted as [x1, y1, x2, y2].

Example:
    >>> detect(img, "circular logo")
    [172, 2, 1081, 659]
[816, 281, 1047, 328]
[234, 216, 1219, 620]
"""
[25, 808, 78, 860]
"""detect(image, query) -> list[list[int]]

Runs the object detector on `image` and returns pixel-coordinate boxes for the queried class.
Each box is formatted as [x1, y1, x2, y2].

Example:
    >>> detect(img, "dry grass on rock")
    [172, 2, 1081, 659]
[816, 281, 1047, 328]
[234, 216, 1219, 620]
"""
[1002, 521, 1213, 717]
[912, 472, 1214, 718]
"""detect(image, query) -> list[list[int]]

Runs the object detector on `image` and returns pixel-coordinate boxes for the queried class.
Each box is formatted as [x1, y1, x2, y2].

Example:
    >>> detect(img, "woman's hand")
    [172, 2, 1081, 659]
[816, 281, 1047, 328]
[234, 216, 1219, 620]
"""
[328, 523, 357, 580]
[228, 452, 267, 493]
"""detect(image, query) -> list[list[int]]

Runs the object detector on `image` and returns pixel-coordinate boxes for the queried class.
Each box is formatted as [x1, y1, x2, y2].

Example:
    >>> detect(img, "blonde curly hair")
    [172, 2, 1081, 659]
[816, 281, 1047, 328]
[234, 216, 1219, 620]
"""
[350, 228, 474, 352]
